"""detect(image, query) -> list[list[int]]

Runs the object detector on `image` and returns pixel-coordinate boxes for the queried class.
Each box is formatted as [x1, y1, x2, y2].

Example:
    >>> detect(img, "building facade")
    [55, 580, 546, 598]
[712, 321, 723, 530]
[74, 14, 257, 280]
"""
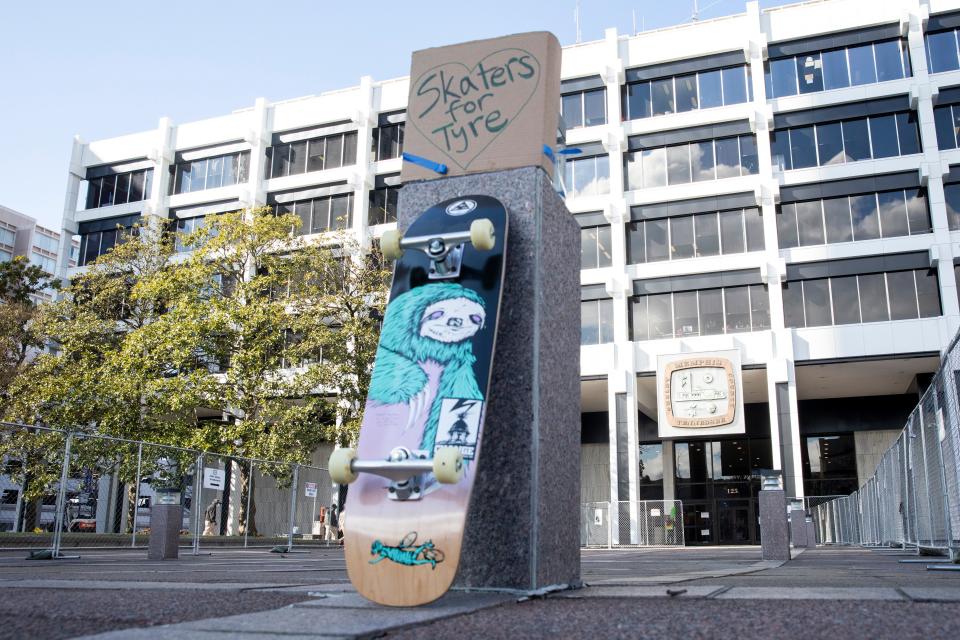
[60, 0, 960, 544]
[1, 205, 76, 302]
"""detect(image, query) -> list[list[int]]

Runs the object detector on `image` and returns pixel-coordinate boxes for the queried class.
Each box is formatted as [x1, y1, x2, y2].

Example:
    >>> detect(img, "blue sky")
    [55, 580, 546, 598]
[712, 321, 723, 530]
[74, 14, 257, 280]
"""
[0, 0, 793, 229]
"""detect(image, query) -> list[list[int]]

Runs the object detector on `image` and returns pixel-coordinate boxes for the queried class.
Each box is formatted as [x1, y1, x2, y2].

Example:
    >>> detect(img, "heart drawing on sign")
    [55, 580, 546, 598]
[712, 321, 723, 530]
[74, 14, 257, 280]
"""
[409, 48, 541, 170]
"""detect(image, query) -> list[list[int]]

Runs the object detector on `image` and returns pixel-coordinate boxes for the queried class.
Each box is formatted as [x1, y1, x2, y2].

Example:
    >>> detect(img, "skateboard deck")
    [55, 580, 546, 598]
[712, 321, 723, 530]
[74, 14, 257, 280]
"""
[342, 195, 508, 606]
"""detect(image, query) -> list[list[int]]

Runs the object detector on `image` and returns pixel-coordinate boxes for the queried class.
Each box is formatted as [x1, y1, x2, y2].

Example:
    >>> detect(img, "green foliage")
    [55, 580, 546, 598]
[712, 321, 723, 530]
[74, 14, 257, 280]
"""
[0, 256, 51, 413]
[3, 209, 390, 507]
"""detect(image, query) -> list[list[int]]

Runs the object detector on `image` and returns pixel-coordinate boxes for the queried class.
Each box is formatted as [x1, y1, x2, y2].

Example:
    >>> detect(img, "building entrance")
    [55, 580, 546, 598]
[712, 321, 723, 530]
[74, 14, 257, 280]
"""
[716, 498, 756, 544]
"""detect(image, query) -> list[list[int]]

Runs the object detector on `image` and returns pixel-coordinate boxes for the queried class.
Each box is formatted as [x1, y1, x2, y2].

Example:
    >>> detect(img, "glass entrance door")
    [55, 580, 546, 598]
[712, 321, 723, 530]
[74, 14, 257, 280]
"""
[716, 498, 755, 544]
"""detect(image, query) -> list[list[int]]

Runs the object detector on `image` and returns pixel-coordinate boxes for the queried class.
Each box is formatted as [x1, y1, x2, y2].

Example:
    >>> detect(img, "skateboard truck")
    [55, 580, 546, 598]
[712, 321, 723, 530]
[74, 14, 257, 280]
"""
[380, 219, 495, 280]
[328, 446, 464, 495]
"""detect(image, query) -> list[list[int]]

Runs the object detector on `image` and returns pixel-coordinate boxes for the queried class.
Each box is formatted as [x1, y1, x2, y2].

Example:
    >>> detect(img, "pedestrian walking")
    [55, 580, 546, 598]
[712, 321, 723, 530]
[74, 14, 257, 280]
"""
[325, 504, 339, 542]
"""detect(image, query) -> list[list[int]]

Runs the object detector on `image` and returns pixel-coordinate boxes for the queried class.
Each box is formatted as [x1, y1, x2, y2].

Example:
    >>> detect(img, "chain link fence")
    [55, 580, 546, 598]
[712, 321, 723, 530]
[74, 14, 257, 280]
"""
[811, 332, 960, 559]
[581, 500, 684, 548]
[0, 423, 334, 555]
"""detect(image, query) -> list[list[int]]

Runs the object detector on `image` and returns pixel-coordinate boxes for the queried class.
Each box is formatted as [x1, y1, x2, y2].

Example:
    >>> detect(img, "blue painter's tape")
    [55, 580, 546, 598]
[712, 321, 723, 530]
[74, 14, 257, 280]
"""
[402, 152, 448, 175]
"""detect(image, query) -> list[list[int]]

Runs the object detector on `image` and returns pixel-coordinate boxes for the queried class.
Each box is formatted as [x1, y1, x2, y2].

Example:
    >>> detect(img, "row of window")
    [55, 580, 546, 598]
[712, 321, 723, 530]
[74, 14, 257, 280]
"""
[78, 224, 138, 267]
[0, 226, 15, 247]
[623, 65, 752, 120]
[765, 39, 911, 99]
[631, 284, 770, 341]
[273, 194, 354, 236]
[777, 189, 930, 249]
[782, 269, 941, 328]
[770, 111, 920, 171]
[85, 169, 153, 210]
[173, 215, 216, 253]
[627, 208, 764, 264]
[29, 251, 56, 274]
[624, 134, 758, 190]
[562, 88, 606, 131]
[172, 152, 249, 195]
[33, 233, 59, 254]
[268, 132, 358, 179]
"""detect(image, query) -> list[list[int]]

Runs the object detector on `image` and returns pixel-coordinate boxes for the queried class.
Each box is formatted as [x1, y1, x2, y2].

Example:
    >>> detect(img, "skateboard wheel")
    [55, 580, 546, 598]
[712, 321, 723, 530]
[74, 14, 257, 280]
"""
[470, 219, 495, 251]
[433, 447, 463, 484]
[380, 229, 404, 260]
[329, 448, 358, 484]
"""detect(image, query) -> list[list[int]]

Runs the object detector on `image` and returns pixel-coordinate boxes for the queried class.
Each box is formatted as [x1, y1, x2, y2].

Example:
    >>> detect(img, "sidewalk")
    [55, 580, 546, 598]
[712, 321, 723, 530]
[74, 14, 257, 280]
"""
[0, 546, 957, 639]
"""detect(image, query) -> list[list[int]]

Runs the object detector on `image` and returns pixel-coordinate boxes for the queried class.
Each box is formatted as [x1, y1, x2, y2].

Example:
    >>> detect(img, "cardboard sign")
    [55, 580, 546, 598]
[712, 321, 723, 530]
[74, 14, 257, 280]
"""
[202, 468, 225, 491]
[304, 482, 318, 498]
[402, 31, 562, 182]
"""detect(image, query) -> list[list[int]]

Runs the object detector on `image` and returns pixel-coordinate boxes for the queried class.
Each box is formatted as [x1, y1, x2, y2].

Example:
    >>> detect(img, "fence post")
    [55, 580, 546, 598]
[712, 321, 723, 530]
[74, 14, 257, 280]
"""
[52, 432, 73, 558]
[934, 408, 958, 560]
[193, 453, 203, 555]
[244, 461, 254, 548]
[286, 464, 300, 552]
[607, 500, 613, 549]
[131, 442, 143, 548]
[917, 408, 938, 548]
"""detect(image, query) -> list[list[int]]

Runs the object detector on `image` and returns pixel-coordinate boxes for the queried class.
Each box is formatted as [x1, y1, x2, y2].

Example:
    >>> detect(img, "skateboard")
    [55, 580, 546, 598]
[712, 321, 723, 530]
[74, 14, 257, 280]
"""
[328, 195, 508, 607]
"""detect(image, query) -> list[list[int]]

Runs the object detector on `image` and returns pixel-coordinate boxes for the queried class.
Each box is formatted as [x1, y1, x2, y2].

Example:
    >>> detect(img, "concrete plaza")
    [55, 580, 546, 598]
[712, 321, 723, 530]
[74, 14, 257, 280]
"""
[0, 546, 958, 639]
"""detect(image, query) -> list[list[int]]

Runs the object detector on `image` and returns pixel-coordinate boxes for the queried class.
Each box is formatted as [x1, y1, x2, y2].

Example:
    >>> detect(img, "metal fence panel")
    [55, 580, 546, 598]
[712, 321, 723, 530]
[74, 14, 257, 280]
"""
[580, 500, 683, 548]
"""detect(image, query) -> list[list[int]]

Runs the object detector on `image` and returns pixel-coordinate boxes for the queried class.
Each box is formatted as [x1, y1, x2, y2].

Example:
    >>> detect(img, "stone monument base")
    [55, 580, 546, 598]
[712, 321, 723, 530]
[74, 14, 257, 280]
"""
[398, 166, 581, 592]
[148, 504, 182, 560]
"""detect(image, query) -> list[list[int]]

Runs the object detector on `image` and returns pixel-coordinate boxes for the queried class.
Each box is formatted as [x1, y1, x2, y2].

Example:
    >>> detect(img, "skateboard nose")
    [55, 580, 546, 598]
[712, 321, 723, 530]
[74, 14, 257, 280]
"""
[446, 317, 463, 327]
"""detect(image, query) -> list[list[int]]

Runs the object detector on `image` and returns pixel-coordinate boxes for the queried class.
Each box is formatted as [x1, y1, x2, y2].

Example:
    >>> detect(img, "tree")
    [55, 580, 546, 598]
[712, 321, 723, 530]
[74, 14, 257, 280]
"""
[0, 256, 50, 412]
[5, 219, 203, 531]
[159, 207, 389, 533]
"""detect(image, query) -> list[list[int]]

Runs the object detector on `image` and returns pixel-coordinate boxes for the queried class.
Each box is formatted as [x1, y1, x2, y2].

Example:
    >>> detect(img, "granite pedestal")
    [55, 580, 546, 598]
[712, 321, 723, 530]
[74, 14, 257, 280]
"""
[759, 489, 790, 561]
[789, 507, 808, 547]
[806, 518, 817, 546]
[398, 166, 581, 592]
[148, 504, 182, 560]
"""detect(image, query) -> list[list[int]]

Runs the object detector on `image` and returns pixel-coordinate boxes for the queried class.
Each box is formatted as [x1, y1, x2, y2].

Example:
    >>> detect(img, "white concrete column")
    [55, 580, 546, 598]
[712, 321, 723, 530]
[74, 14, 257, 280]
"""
[245, 97, 271, 209]
[148, 117, 174, 218]
[58, 136, 85, 282]
[906, 6, 960, 337]
[352, 76, 376, 248]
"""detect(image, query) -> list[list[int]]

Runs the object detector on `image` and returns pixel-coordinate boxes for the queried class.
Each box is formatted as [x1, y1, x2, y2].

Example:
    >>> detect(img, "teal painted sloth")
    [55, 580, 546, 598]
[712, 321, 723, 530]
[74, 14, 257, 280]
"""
[368, 282, 486, 453]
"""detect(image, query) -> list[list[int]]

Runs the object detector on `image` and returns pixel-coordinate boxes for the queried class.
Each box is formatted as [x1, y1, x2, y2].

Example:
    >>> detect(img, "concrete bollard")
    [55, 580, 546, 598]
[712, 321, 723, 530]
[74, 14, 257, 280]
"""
[759, 473, 790, 561]
[789, 507, 808, 547]
[148, 503, 182, 560]
[806, 517, 817, 546]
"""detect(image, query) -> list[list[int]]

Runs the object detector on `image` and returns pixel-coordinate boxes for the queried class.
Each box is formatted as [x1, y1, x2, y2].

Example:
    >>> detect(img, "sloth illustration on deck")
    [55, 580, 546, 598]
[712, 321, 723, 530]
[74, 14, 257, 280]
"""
[367, 282, 485, 454]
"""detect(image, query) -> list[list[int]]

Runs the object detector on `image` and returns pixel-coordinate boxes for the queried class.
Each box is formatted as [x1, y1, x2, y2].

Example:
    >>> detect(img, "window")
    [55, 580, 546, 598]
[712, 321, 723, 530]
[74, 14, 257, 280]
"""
[581, 298, 614, 345]
[945, 183, 960, 229]
[373, 123, 404, 161]
[934, 103, 960, 150]
[803, 434, 859, 496]
[783, 269, 941, 328]
[369, 185, 400, 226]
[173, 215, 220, 253]
[627, 208, 763, 263]
[274, 193, 354, 235]
[778, 191, 927, 249]
[29, 251, 56, 274]
[34, 233, 59, 254]
[622, 65, 750, 120]
[581, 225, 612, 269]
[630, 285, 769, 340]
[85, 169, 152, 209]
[926, 29, 960, 73]
[624, 135, 757, 190]
[766, 38, 910, 98]
[564, 153, 610, 198]
[172, 152, 249, 194]
[638, 443, 664, 499]
[0, 226, 16, 247]
[562, 88, 606, 130]
[269, 132, 357, 178]
[771, 110, 921, 170]
[76, 215, 140, 266]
